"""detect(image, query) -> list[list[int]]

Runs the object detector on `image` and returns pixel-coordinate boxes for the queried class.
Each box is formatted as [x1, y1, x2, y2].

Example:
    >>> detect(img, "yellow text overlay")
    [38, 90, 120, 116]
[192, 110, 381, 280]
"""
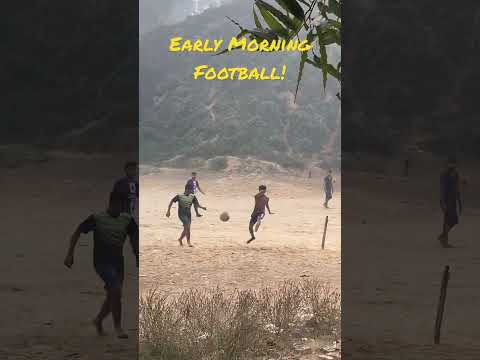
[168, 36, 311, 80]
[193, 65, 287, 81]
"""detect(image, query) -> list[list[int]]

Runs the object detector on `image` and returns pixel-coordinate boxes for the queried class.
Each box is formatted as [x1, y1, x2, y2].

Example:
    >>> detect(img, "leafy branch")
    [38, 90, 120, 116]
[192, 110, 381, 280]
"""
[223, 0, 341, 100]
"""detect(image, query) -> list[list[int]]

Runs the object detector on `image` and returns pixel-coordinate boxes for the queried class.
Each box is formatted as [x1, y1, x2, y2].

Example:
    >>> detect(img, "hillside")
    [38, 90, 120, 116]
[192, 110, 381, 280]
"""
[3, 1, 138, 153]
[343, 1, 480, 158]
[140, 0, 341, 170]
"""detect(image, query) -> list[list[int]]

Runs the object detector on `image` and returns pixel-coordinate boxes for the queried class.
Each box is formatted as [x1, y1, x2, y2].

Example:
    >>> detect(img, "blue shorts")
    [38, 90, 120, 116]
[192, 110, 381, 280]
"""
[94, 262, 124, 290]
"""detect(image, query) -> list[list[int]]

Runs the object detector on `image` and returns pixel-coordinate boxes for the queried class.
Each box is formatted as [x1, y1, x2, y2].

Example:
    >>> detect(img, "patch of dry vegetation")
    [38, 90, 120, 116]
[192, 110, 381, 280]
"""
[140, 279, 340, 360]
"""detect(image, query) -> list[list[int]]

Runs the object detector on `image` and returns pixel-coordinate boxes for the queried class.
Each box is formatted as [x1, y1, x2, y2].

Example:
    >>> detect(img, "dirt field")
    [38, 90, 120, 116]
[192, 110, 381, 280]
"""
[1, 155, 138, 360]
[139, 169, 341, 297]
[1, 157, 339, 359]
[342, 157, 480, 359]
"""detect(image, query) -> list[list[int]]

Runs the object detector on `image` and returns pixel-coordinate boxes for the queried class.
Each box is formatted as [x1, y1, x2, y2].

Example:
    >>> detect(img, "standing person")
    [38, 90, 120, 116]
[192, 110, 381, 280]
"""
[186, 171, 205, 195]
[63, 192, 139, 339]
[166, 185, 207, 247]
[113, 161, 139, 223]
[247, 185, 274, 244]
[438, 156, 462, 248]
[323, 170, 334, 208]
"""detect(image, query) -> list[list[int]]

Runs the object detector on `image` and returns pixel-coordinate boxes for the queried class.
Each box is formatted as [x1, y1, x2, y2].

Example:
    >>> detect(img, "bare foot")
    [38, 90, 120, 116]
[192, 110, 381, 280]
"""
[188, 243, 194, 247]
[247, 237, 255, 244]
[178, 240, 184, 246]
[93, 318, 105, 336]
[115, 328, 129, 339]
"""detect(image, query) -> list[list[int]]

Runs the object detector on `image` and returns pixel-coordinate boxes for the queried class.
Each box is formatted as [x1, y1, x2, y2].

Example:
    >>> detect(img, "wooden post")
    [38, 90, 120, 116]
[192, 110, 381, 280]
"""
[434, 265, 450, 344]
[321, 216, 329, 249]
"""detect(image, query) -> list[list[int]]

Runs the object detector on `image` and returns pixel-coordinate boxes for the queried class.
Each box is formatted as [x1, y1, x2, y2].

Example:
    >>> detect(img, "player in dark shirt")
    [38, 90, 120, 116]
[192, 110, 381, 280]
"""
[166, 185, 206, 247]
[113, 161, 139, 222]
[438, 156, 462, 248]
[185, 171, 205, 195]
[323, 170, 334, 208]
[64, 192, 139, 339]
[247, 185, 274, 244]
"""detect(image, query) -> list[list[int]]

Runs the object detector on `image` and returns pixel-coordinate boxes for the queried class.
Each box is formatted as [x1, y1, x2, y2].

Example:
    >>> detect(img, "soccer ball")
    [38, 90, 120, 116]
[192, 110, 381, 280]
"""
[220, 212, 230, 222]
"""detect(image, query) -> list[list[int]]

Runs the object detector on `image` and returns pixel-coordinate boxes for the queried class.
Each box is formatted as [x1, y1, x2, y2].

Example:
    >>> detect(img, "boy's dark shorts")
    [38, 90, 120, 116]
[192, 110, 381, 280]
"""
[94, 262, 124, 291]
[444, 206, 458, 227]
[178, 210, 192, 226]
[250, 212, 265, 226]
[325, 191, 332, 200]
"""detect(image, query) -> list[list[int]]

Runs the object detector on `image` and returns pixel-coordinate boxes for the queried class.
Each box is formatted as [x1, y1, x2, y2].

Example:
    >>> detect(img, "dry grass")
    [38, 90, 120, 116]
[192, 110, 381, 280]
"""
[140, 279, 340, 360]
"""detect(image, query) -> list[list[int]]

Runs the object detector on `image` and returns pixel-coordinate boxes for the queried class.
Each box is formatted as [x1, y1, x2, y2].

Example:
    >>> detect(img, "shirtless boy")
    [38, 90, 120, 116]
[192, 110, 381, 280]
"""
[247, 185, 274, 244]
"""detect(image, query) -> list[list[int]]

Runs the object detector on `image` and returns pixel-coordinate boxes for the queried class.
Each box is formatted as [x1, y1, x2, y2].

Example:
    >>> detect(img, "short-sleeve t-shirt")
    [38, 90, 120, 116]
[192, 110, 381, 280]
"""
[113, 176, 139, 220]
[440, 169, 459, 207]
[78, 212, 138, 265]
[324, 175, 333, 193]
[186, 178, 199, 194]
[172, 194, 198, 215]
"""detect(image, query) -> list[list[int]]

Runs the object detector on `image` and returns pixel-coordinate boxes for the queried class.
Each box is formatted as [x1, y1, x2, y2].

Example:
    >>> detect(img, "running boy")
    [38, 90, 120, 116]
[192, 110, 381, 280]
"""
[64, 192, 139, 339]
[247, 185, 274, 244]
[324, 170, 334, 208]
[166, 185, 207, 247]
[438, 156, 462, 248]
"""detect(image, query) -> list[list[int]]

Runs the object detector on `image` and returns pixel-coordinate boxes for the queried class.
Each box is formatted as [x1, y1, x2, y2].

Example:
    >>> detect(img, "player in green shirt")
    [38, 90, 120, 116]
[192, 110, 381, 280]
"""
[64, 192, 138, 339]
[166, 185, 207, 247]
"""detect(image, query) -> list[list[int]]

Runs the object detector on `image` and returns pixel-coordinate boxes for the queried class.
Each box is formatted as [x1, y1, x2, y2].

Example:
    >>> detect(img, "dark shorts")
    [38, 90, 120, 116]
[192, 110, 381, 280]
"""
[94, 261, 124, 290]
[444, 206, 458, 227]
[250, 212, 265, 226]
[178, 210, 192, 226]
[325, 191, 332, 201]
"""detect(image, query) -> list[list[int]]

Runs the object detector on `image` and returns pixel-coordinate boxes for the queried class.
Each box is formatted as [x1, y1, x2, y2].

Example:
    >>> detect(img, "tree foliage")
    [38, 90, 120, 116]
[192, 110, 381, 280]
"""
[226, 0, 341, 100]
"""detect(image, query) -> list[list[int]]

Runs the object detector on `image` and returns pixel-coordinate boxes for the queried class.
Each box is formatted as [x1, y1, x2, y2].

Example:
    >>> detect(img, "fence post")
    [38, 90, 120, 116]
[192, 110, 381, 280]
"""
[321, 216, 329, 249]
[434, 265, 450, 344]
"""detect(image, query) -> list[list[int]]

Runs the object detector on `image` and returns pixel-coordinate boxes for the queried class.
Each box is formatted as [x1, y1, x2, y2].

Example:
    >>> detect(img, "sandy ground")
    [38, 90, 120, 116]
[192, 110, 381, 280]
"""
[8, 153, 480, 359]
[140, 169, 341, 296]
[0, 158, 339, 359]
[10, 154, 480, 359]
[1, 156, 138, 360]
[342, 161, 480, 359]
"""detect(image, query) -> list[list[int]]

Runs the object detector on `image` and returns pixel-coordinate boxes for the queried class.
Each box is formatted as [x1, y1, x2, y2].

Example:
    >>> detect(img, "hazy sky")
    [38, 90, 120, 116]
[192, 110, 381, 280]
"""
[140, 0, 232, 34]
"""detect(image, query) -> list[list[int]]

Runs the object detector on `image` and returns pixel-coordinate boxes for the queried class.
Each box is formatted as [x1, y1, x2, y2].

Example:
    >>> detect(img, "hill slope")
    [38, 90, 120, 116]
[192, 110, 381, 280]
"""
[4, 1, 138, 153]
[140, 0, 341, 169]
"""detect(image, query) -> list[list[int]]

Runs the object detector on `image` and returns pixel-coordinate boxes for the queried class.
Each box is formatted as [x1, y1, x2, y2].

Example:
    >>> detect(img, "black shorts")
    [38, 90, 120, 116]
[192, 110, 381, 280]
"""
[444, 207, 458, 227]
[94, 261, 124, 291]
[250, 212, 265, 225]
[325, 191, 332, 201]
